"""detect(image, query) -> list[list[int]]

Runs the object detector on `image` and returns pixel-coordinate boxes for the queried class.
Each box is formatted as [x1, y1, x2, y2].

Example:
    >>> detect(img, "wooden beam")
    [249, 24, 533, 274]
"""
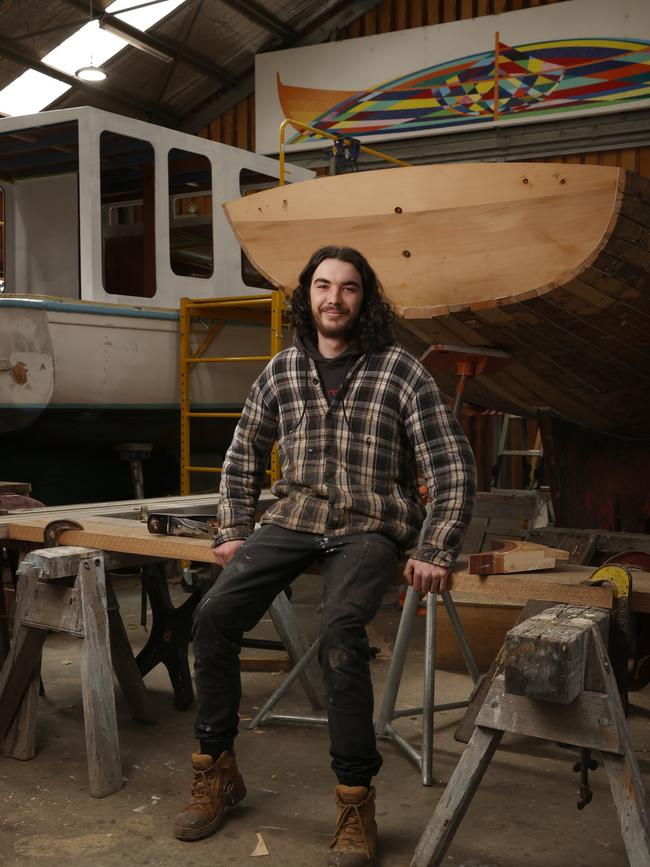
[504, 604, 609, 703]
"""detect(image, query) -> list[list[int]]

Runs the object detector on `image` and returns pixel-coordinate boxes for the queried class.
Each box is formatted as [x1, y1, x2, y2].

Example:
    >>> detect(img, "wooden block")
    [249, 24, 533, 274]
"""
[504, 604, 609, 703]
[24, 547, 102, 581]
[469, 539, 570, 575]
[454, 599, 558, 744]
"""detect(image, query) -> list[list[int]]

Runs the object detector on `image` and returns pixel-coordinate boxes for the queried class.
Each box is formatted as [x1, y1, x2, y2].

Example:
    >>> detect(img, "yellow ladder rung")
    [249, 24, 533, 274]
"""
[186, 412, 243, 419]
[186, 355, 272, 364]
[186, 298, 272, 312]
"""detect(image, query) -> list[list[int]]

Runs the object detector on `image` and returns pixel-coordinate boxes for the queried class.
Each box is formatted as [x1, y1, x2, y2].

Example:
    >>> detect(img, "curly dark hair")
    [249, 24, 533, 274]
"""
[287, 246, 395, 353]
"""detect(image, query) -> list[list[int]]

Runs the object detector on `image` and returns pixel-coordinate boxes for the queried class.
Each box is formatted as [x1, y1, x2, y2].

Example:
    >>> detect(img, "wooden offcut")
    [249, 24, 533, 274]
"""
[469, 539, 570, 575]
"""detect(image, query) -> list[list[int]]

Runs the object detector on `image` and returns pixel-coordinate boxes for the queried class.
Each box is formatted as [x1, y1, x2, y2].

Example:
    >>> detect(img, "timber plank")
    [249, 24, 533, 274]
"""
[475, 675, 622, 754]
[5, 515, 215, 563]
[4, 517, 650, 610]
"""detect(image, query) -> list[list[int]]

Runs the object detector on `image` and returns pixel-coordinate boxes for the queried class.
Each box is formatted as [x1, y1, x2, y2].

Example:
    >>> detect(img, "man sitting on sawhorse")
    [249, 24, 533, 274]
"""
[173, 246, 476, 866]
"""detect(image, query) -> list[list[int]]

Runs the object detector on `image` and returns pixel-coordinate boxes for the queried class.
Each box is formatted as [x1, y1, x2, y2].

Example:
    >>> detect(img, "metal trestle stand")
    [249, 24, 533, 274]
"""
[374, 585, 481, 786]
[375, 343, 512, 785]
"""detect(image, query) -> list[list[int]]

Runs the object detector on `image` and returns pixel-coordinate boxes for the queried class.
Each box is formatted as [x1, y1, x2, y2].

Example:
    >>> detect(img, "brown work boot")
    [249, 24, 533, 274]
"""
[173, 751, 246, 841]
[328, 785, 377, 866]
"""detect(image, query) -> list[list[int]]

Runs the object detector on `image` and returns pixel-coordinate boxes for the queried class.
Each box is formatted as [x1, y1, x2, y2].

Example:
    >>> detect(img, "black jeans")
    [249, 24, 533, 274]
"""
[192, 524, 399, 787]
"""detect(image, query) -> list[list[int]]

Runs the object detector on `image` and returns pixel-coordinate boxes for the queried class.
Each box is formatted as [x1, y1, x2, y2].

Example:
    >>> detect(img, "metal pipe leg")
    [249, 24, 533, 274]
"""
[421, 591, 438, 786]
[375, 585, 420, 734]
[269, 591, 325, 709]
[441, 591, 481, 684]
[247, 638, 321, 730]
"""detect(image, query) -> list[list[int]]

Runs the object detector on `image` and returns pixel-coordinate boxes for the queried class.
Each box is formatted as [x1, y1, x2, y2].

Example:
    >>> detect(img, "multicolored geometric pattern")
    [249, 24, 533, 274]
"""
[283, 38, 650, 142]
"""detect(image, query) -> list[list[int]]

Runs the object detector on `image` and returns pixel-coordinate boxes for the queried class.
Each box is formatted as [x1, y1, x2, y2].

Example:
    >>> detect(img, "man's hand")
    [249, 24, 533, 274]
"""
[403, 558, 451, 595]
[212, 539, 245, 568]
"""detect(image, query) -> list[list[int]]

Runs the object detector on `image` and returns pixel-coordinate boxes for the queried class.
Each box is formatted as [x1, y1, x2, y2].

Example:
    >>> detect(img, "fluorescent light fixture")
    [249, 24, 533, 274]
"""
[0, 0, 187, 116]
[98, 19, 173, 63]
[75, 65, 108, 81]
[44, 20, 123, 77]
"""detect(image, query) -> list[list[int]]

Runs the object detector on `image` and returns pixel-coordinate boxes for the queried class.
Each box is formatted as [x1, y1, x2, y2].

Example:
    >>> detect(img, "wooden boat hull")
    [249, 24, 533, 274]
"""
[224, 163, 650, 437]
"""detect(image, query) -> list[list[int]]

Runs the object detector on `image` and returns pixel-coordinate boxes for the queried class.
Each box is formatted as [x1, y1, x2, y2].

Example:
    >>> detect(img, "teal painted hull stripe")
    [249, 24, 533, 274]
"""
[0, 297, 270, 327]
[0, 297, 178, 320]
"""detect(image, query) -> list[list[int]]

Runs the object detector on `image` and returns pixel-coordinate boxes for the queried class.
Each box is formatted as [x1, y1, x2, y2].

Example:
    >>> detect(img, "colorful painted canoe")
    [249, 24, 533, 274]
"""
[279, 38, 650, 141]
[223, 162, 650, 439]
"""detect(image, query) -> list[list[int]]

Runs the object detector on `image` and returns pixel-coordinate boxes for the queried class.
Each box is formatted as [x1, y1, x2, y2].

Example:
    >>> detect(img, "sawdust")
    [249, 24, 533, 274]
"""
[13, 815, 154, 859]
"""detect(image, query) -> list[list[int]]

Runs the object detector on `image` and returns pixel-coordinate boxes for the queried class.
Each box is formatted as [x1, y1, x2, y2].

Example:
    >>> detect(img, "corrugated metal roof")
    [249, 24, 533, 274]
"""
[0, 0, 372, 128]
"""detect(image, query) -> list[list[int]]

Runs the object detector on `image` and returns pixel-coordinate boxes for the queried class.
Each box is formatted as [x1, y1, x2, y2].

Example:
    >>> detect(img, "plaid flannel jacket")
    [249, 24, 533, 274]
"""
[214, 343, 476, 567]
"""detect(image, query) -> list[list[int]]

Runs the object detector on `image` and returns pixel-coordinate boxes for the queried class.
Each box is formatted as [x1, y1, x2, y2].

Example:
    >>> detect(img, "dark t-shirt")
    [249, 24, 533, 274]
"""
[296, 334, 362, 403]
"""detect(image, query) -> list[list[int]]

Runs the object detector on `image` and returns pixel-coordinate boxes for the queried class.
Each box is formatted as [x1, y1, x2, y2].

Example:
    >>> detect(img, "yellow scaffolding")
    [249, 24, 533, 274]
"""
[179, 292, 285, 496]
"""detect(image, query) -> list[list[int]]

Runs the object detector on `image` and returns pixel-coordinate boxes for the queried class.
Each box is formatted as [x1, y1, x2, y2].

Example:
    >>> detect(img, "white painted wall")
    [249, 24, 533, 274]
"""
[13, 173, 79, 298]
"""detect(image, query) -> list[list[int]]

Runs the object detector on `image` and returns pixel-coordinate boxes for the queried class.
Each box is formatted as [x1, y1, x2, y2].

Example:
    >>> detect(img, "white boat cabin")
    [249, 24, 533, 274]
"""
[0, 106, 312, 306]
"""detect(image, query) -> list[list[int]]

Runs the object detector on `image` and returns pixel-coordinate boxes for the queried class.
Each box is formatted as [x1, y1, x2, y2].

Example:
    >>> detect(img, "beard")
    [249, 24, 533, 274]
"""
[313, 307, 360, 340]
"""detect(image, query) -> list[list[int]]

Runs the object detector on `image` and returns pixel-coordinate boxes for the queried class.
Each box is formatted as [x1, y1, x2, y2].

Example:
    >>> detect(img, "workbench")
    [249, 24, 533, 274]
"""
[2, 494, 650, 703]
[3, 508, 650, 608]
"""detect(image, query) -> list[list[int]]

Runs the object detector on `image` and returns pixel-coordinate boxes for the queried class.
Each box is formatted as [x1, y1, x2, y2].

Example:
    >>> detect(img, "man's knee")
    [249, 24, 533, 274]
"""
[318, 620, 370, 673]
[193, 591, 239, 641]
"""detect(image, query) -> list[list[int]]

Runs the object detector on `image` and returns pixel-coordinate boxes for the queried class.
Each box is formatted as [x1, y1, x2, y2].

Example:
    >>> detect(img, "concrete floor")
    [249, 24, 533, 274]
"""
[1, 571, 649, 867]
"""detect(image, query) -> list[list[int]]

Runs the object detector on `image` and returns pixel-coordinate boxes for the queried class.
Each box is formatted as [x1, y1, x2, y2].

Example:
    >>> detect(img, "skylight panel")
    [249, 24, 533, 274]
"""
[0, 0, 188, 117]
[109, 0, 187, 30]
[0, 70, 70, 116]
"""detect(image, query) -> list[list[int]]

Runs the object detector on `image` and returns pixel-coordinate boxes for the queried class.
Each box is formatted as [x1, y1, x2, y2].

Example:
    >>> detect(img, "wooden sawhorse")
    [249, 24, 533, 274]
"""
[411, 603, 650, 866]
[0, 546, 154, 798]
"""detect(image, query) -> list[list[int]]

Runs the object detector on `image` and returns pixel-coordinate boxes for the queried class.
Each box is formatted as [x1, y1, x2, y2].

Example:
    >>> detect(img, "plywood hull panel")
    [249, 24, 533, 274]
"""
[224, 164, 650, 437]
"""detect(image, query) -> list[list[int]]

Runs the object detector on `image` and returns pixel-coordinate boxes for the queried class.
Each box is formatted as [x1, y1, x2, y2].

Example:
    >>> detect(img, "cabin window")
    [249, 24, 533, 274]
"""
[0, 186, 4, 292]
[168, 149, 213, 278]
[238, 169, 278, 290]
[100, 131, 156, 298]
